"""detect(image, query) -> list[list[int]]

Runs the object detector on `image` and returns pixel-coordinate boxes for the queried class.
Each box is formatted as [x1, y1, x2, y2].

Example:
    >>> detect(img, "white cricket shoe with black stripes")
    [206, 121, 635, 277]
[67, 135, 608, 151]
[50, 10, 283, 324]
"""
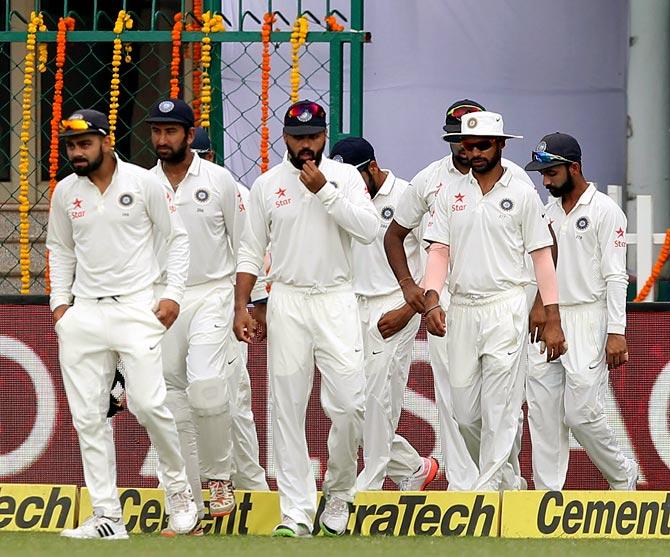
[60, 514, 129, 540]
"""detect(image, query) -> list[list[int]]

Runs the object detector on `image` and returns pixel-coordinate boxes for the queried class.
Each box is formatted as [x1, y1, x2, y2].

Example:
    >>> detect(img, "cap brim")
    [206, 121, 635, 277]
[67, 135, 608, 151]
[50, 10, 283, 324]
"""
[442, 123, 461, 134]
[441, 132, 524, 143]
[59, 129, 107, 138]
[283, 125, 326, 136]
[524, 160, 567, 172]
[146, 116, 194, 126]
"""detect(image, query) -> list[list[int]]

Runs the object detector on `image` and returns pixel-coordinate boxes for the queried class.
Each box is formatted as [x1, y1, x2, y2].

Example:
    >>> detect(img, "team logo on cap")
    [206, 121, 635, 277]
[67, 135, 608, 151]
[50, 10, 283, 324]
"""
[297, 110, 312, 122]
[70, 113, 84, 120]
[193, 188, 211, 204]
[500, 198, 514, 212]
[118, 193, 134, 208]
[381, 206, 395, 220]
[159, 100, 175, 113]
[576, 216, 590, 231]
[536, 140, 547, 152]
[467, 117, 478, 129]
[332, 154, 344, 163]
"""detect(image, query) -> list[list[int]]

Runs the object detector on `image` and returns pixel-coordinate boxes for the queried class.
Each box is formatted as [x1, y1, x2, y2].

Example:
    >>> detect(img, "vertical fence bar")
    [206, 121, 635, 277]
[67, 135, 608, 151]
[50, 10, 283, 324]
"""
[348, 0, 364, 136]
[329, 37, 343, 144]
[637, 195, 653, 300]
[206, 0, 225, 162]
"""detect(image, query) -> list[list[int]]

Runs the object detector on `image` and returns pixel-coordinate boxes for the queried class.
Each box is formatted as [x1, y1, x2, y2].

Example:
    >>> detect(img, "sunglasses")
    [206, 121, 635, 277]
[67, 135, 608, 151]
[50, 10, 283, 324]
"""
[447, 104, 484, 120]
[532, 150, 575, 164]
[461, 140, 495, 152]
[287, 102, 326, 120]
[60, 119, 106, 135]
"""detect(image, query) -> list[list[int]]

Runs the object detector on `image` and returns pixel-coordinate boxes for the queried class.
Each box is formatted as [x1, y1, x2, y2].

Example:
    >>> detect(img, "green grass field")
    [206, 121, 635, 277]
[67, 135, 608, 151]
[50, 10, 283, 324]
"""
[1, 534, 667, 557]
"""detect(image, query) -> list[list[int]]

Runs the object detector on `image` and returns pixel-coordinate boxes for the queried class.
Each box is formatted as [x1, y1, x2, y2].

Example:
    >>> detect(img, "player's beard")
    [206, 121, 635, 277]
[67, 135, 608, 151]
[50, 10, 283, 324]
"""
[450, 143, 471, 168]
[546, 172, 576, 198]
[70, 149, 104, 176]
[287, 144, 325, 170]
[470, 145, 502, 175]
[155, 139, 188, 163]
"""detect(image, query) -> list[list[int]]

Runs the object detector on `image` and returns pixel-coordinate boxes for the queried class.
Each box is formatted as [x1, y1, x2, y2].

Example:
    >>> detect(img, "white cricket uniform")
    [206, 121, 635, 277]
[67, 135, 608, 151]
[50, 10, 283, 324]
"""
[352, 171, 424, 491]
[237, 156, 379, 526]
[424, 168, 552, 490]
[526, 184, 634, 490]
[47, 155, 190, 518]
[394, 154, 532, 490]
[152, 155, 242, 496]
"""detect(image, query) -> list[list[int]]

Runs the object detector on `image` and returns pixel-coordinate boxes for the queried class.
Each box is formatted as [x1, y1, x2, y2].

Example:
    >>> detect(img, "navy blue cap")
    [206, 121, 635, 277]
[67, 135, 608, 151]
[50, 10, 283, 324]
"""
[146, 98, 195, 127]
[191, 127, 212, 152]
[525, 132, 582, 171]
[59, 109, 110, 137]
[330, 137, 375, 169]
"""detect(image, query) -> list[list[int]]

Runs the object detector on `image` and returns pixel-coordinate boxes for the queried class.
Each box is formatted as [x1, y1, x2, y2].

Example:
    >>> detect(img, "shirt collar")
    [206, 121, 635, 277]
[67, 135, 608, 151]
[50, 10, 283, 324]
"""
[576, 182, 597, 206]
[156, 153, 201, 181]
[375, 170, 396, 197]
[467, 167, 512, 188]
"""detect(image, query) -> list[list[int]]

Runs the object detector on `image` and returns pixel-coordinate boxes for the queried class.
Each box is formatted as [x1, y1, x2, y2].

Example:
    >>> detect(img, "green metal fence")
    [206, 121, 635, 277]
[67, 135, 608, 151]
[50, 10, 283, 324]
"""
[0, 0, 368, 294]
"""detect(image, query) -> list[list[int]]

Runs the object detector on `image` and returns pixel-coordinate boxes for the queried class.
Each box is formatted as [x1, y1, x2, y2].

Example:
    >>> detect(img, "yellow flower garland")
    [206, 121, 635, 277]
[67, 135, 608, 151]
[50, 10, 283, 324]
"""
[200, 11, 225, 128]
[109, 10, 133, 147]
[18, 11, 46, 294]
[289, 16, 308, 103]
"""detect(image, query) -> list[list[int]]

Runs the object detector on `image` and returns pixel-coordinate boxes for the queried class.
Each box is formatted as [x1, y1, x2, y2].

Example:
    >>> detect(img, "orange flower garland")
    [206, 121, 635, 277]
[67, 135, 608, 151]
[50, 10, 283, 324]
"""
[170, 13, 183, 97]
[109, 10, 133, 147]
[18, 11, 45, 294]
[634, 229, 670, 302]
[45, 16, 75, 293]
[199, 11, 225, 129]
[289, 16, 308, 103]
[260, 12, 275, 173]
[324, 14, 345, 32]
[191, 0, 204, 124]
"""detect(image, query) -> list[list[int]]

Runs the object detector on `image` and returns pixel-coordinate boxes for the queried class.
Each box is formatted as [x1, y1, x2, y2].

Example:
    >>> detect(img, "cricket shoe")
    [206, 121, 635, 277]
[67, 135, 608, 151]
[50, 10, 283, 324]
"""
[609, 459, 640, 491]
[208, 479, 236, 517]
[165, 487, 198, 534]
[160, 520, 205, 537]
[60, 514, 128, 540]
[272, 516, 312, 538]
[319, 496, 350, 536]
[398, 457, 439, 491]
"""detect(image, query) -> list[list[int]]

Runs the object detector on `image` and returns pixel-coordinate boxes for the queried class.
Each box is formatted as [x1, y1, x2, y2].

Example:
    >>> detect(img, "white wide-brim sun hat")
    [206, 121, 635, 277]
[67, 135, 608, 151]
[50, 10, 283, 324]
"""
[442, 111, 523, 142]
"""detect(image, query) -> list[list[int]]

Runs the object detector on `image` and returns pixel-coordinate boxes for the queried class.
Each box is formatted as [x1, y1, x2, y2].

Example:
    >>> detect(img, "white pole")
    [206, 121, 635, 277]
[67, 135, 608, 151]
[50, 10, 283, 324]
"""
[636, 195, 654, 301]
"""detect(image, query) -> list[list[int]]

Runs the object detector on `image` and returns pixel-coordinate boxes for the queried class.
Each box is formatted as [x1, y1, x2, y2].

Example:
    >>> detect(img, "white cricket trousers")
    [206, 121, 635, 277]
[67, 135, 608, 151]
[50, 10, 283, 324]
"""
[355, 291, 423, 490]
[55, 289, 189, 518]
[267, 283, 366, 526]
[224, 338, 269, 490]
[447, 287, 528, 491]
[527, 301, 630, 490]
[159, 280, 234, 511]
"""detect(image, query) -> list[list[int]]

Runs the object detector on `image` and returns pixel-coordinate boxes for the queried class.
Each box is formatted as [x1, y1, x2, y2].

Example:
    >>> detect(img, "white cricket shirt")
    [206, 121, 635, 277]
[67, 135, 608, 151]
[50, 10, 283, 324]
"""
[424, 169, 552, 297]
[237, 157, 380, 288]
[352, 170, 422, 297]
[47, 155, 189, 311]
[545, 184, 628, 333]
[152, 155, 240, 287]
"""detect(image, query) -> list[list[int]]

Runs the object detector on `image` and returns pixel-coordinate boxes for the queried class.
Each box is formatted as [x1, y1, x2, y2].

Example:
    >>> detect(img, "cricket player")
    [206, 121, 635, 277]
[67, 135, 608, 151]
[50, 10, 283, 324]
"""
[421, 111, 567, 491]
[191, 126, 269, 491]
[524, 132, 639, 490]
[234, 100, 379, 537]
[47, 109, 198, 539]
[384, 99, 530, 490]
[147, 99, 264, 525]
[329, 137, 438, 491]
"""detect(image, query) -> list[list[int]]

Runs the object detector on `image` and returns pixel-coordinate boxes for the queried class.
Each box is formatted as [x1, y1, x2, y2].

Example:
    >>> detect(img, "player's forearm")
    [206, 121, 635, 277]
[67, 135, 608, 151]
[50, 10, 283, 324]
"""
[384, 221, 413, 283]
[163, 225, 189, 305]
[531, 246, 559, 306]
[316, 182, 379, 244]
[235, 272, 258, 310]
[424, 243, 449, 295]
[606, 280, 627, 334]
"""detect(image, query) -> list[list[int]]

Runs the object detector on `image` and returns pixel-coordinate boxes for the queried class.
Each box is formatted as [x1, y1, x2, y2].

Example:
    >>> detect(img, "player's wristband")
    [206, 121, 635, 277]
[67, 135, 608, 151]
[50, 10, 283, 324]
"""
[398, 276, 413, 287]
[424, 304, 441, 316]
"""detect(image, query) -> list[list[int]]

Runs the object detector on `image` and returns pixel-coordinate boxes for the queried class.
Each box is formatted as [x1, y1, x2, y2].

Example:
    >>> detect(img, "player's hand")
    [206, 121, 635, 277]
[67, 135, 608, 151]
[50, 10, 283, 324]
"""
[606, 333, 629, 370]
[300, 160, 327, 193]
[528, 294, 546, 343]
[425, 304, 446, 337]
[52, 304, 69, 324]
[250, 303, 267, 341]
[155, 299, 180, 329]
[401, 279, 426, 314]
[377, 304, 415, 339]
[541, 304, 567, 362]
[234, 307, 258, 344]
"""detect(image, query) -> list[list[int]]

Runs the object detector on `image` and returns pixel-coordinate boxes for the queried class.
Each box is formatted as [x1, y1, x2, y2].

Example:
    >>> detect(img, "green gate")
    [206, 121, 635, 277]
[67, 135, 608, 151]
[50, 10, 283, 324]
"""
[0, 0, 368, 294]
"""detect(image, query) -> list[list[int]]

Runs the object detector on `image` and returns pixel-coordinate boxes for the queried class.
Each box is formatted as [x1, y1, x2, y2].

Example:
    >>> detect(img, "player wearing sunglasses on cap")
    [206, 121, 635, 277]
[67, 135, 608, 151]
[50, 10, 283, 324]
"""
[383, 100, 532, 491]
[524, 132, 638, 491]
[234, 100, 379, 538]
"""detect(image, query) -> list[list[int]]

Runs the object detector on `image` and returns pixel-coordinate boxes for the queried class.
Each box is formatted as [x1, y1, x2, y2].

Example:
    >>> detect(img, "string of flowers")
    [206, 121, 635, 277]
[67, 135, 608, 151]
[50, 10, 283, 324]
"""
[109, 10, 133, 147]
[260, 12, 275, 173]
[289, 16, 308, 103]
[17, 12, 46, 294]
[634, 229, 670, 302]
[324, 14, 345, 32]
[170, 13, 183, 98]
[199, 11, 225, 129]
[191, 0, 204, 123]
[45, 16, 75, 293]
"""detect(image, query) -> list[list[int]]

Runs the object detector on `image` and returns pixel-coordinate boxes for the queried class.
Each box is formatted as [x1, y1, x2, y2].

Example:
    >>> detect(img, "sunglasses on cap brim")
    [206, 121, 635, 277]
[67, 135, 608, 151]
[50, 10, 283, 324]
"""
[447, 104, 484, 120]
[287, 102, 326, 119]
[60, 119, 106, 135]
[532, 150, 575, 165]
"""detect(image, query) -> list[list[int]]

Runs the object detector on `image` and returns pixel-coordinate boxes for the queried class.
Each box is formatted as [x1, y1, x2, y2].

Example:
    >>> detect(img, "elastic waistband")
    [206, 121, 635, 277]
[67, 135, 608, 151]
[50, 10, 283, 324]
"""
[271, 282, 353, 296]
[356, 289, 404, 306]
[559, 299, 607, 312]
[450, 286, 525, 307]
[75, 287, 154, 305]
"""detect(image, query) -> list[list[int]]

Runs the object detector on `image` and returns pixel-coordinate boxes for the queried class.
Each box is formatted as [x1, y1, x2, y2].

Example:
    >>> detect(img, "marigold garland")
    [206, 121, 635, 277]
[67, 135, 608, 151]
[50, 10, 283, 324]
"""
[170, 13, 183, 98]
[324, 14, 345, 32]
[109, 10, 133, 147]
[634, 228, 670, 302]
[17, 11, 45, 294]
[191, 0, 204, 123]
[199, 11, 225, 129]
[45, 16, 75, 293]
[289, 16, 308, 103]
[260, 12, 275, 173]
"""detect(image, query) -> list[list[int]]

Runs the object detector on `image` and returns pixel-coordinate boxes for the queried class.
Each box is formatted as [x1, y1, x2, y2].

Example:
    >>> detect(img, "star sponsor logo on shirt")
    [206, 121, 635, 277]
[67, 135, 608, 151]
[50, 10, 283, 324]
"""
[71, 198, 86, 220]
[193, 187, 211, 205]
[452, 192, 466, 212]
[236, 191, 246, 213]
[165, 191, 176, 214]
[615, 226, 627, 248]
[381, 206, 395, 221]
[274, 187, 291, 208]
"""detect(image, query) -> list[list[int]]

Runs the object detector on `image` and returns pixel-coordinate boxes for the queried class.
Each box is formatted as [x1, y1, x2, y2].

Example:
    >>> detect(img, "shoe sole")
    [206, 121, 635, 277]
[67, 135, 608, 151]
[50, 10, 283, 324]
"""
[319, 522, 343, 537]
[160, 527, 204, 537]
[60, 532, 129, 540]
[272, 526, 311, 538]
[420, 457, 440, 490]
[210, 507, 235, 518]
